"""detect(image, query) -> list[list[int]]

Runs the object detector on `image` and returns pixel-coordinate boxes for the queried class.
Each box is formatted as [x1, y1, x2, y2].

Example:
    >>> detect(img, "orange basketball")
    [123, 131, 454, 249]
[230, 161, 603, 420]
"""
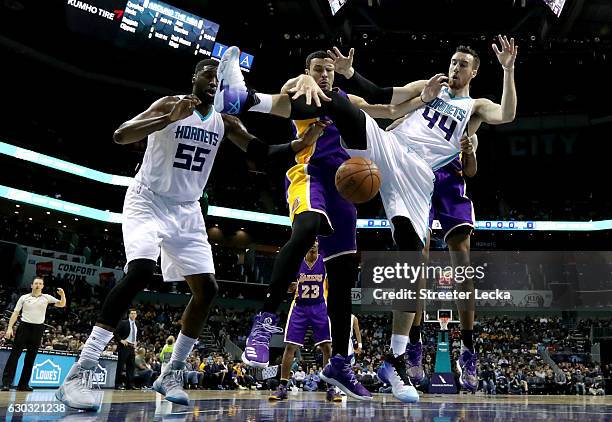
[335, 157, 381, 204]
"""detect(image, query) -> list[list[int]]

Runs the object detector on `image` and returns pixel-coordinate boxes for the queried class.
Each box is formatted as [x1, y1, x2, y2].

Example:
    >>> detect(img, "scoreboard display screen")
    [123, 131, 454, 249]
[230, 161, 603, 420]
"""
[117, 0, 219, 56]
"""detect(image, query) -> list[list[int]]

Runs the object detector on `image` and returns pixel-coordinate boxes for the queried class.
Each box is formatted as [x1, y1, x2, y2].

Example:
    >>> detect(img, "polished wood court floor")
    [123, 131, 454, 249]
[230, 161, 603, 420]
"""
[1, 389, 611, 421]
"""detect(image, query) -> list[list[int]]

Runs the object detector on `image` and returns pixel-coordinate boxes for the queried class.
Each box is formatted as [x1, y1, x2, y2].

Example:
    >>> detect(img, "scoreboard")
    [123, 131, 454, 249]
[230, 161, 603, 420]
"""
[118, 0, 219, 57]
[65, 0, 254, 70]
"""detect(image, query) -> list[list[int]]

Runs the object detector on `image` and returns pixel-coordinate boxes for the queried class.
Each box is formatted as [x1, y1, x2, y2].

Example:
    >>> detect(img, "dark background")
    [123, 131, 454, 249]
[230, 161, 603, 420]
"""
[0, 0, 611, 250]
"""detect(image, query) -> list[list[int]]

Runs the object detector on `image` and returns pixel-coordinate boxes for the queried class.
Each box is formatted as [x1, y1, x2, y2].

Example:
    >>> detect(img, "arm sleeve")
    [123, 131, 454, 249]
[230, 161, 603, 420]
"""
[14, 295, 25, 313]
[43, 294, 60, 304]
[245, 138, 295, 165]
[340, 71, 394, 104]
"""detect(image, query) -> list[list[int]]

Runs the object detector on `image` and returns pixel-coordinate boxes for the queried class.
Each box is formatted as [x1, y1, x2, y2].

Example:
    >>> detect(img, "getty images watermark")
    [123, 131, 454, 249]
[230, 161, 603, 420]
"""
[358, 251, 612, 312]
[371, 262, 510, 301]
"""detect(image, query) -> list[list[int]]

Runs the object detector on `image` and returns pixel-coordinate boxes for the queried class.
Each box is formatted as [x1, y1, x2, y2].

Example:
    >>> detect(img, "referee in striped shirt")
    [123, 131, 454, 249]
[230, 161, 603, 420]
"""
[2, 277, 66, 391]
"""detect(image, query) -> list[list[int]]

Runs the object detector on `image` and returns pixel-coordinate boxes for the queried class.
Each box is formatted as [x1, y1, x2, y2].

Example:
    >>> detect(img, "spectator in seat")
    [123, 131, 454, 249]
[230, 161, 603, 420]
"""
[133, 348, 153, 388]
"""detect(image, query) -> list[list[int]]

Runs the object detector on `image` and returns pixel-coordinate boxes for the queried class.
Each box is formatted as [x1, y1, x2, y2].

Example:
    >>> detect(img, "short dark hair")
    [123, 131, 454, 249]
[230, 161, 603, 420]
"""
[194, 59, 218, 74]
[129, 308, 137, 314]
[455, 45, 480, 69]
[305, 51, 331, 69]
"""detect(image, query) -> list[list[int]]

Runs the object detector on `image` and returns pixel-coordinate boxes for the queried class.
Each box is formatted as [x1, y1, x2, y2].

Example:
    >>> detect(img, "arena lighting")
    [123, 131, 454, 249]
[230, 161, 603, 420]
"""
[1, 142, 612, 231]
[1, 184, 612, 232]
[0, 141, 133, 186]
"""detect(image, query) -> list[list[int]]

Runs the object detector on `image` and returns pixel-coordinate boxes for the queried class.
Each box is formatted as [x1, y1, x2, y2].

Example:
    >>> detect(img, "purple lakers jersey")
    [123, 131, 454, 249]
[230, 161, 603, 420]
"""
[291, 89, 351, 175]
[293, 255, 328, 305]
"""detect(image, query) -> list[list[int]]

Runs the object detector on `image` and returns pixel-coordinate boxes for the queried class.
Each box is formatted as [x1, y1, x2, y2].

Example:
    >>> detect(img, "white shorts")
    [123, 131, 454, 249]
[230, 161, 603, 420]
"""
[349, 114, 435, 246]
[122, 182, 214, 281]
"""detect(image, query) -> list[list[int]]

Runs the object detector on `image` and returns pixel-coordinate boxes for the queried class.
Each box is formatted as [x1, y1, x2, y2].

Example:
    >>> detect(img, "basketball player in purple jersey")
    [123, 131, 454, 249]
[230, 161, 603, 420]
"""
[269, 240, 342, 402]
[405, 133, 478, 387]
[236, 50, 430, 400]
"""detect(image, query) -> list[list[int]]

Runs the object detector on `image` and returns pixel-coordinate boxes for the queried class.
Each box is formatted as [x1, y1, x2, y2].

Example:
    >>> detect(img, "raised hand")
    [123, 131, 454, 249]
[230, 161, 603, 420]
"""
[287, 75, 331, 107]
[327, 46, 355, 78]
[169, 95, 201, 122]
[492, 35, 518, 70]
[421, 73, 449, 103]
[460, 135, 474, 155]
[302, 120, 330, 145]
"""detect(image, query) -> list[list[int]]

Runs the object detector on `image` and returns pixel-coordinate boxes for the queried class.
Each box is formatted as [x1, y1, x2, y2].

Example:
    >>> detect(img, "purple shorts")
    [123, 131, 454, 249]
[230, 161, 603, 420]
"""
[429, 164, 475, 240]
[286, 165, 357, 260]
[284, 301, 332, 346]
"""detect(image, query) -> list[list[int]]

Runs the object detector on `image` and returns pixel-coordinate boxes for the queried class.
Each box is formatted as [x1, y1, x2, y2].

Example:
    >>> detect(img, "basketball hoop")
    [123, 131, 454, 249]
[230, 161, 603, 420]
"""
[438, 316, 450, 331]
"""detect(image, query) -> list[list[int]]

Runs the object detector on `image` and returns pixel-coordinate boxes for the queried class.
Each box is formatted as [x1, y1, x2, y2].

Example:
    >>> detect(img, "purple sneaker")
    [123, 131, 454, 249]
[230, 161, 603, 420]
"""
[319, 354, 372, 401]
[242, 312, 283, 368]
[405, 341, 425, 384]
[214, 46, 249, 115]
[456, 349, 478, 392]
[268, 384, 288, 401]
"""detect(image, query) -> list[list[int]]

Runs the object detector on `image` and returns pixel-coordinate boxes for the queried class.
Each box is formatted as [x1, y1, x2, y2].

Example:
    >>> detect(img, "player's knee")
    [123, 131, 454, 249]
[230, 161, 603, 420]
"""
[446, 228, 471, 252]
[125, 259, 156, 287]
[189, 274, 218, 301]
[292, 212, 321, 243]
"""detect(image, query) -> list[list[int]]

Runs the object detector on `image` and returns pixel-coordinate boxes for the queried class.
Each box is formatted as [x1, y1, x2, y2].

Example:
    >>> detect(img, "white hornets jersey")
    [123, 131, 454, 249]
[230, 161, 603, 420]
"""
[391, 87, 475, 171]
[135, 102, 225, 203]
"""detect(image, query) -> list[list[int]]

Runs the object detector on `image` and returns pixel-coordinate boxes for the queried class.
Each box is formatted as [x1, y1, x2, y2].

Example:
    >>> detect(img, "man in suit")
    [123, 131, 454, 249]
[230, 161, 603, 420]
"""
[114, 309, 138, 389]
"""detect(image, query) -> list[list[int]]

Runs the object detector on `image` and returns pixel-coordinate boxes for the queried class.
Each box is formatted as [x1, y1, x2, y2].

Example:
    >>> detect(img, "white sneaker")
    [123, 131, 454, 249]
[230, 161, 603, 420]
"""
[214, 46, 248, 114]
[55, 360, 101, 411]
[377, 353, 419, 403]
[152, 361, 189, 405]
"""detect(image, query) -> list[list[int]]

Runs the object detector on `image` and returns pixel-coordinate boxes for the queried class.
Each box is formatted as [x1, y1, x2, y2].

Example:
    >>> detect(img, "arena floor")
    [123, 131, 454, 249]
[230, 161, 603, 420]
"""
[0, 390, 611, 421]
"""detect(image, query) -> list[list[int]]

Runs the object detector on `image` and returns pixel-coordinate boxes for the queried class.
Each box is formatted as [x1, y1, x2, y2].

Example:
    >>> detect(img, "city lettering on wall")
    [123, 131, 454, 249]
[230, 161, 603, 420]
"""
[508, 132, 577, 156]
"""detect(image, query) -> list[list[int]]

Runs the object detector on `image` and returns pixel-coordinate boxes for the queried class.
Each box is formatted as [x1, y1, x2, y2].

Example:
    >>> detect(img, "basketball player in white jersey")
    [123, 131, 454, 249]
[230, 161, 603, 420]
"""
[55, 59, 325, 411]
[214, 34, 517, 401]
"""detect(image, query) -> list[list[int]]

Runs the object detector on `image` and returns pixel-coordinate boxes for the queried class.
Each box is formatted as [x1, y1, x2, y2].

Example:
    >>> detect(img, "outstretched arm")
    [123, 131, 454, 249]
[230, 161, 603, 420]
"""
[329, 46, 428, 104]
[222, 115, 328, 164]
[473, 35, 517, 125]
[348, 73, 449, 120]
[113, 95, 202, 144]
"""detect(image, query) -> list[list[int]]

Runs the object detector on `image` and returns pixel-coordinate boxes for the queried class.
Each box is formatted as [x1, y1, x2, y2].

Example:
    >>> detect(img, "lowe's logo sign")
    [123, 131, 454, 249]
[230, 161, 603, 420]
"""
[93, 364, 108, 386]
[32, 359, 61, 384]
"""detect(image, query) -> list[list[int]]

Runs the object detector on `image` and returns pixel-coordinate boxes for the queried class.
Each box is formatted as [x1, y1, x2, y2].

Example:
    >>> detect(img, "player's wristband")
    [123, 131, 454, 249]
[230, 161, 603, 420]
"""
[419, 91, 430, 104]
[502, 66, 514, 71]
[358, 343, 363, 349]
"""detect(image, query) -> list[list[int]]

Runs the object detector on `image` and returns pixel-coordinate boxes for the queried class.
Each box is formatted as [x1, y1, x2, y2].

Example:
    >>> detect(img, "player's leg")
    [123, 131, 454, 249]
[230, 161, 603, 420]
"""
[151, 201, 218, 404]
[405, 228, 432, 385]
[57, 258, 155, 409]
[215, 47, 369, 150]
[375, 216, 422, 403]
[446, 227, 478, 392]
[435, 173, 477, 391]
[243, 202, 322, 367]
[269, 344, 298, 400]
[316, 195, 371, 400]
[152, 272, 218, 404]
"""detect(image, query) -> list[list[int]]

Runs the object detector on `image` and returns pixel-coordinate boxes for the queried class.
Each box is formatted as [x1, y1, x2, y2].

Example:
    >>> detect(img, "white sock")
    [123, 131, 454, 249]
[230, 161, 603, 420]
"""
[170, 332, 197, 365]
[390, 334, 409, 357]
[78, 326, 113, 365]
[249, 93, 273, 113]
